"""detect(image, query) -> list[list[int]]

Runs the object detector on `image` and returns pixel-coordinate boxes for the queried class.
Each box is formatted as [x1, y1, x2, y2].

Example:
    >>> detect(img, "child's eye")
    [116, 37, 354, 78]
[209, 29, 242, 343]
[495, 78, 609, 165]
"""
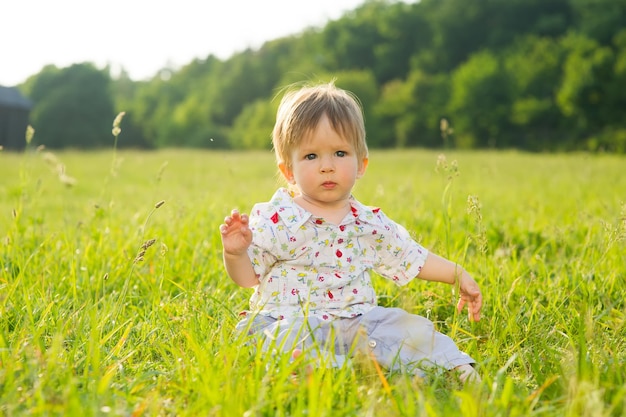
[335, 151, 347, 157]
[304, 154, 317, 160]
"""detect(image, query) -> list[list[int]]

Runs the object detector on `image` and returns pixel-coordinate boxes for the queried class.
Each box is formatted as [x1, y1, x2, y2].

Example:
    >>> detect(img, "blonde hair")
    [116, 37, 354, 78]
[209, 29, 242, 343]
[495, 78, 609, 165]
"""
[272, 82, 368, 171]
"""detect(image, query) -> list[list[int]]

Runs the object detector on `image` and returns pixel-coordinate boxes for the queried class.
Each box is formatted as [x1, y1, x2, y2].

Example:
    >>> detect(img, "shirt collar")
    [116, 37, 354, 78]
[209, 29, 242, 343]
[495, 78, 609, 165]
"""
[270, 187, 384, 231]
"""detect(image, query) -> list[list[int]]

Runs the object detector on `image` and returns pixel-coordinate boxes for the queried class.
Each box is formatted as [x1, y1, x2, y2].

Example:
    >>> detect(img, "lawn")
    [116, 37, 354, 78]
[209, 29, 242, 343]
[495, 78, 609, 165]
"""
[1, 147, 624, 416]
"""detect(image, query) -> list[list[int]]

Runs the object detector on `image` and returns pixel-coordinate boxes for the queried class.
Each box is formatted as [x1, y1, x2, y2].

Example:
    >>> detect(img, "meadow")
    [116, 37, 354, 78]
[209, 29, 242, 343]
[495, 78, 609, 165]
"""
[0, 147, 624, 416]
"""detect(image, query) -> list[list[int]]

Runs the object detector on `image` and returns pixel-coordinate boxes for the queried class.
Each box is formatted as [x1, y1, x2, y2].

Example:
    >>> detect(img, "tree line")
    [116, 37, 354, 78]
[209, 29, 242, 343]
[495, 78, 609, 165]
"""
[16, 0, 626, 153]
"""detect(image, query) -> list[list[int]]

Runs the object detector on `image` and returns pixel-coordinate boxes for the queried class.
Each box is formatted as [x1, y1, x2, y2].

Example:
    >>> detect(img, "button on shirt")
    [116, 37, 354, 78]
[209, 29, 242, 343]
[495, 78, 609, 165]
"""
[246, 188, 429, 320]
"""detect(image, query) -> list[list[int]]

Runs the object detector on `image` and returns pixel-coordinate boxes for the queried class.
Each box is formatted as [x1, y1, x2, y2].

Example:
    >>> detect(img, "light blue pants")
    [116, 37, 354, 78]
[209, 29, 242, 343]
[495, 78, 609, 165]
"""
[235, 306, 475, 376]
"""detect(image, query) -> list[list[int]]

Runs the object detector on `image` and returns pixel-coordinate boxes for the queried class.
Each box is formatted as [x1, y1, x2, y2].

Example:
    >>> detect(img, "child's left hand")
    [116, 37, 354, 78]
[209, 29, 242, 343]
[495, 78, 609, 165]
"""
[457, 274, 482, 322]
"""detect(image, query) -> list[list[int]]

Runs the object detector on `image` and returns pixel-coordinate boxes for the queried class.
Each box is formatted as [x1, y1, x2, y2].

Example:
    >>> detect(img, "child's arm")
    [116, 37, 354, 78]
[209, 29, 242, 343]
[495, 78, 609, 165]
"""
[417, 253, 482, 322]
[219, 209, 259, 288]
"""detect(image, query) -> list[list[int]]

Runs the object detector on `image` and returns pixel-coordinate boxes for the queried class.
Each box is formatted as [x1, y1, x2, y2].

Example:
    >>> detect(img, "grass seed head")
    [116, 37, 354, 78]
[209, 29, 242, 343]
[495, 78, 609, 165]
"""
[25, 125, 35, 145]
[135, 238, 157, 262]
[155, 200, 165, 209]
[112, 112, 126, 137]
[467, 194, 488, 254]
[467, 195, 482, 219]
[436, 153, 447, 171]
[141, 239, 156, 250]
[42, 152, 60, 166]
[435, 153, 459, 179]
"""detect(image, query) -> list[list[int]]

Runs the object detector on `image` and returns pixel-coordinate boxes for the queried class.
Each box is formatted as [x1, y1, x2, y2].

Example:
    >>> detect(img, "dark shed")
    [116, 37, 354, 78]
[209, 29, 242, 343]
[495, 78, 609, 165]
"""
[0, 86, 33, 150]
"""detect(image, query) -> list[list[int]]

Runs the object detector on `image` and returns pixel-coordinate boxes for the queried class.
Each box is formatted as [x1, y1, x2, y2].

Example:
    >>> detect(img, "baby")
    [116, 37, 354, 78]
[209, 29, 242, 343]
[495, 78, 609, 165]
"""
[219, 82, 482, 383]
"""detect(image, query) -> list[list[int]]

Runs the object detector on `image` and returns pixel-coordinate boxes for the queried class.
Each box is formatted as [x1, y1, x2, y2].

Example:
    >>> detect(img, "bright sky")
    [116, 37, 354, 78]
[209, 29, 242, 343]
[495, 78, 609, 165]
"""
[0, 0, 366, 87]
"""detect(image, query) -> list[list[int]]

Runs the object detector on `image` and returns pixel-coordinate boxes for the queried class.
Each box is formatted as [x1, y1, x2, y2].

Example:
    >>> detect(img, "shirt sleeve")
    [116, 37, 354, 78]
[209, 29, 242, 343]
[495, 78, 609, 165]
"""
[246, 204, 279, 281]
[372, 210, 429, 286]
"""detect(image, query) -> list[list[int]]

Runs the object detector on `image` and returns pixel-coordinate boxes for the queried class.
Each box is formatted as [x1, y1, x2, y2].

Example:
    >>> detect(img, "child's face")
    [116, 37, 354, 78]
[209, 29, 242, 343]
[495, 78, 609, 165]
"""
[279, 113, 368, 209]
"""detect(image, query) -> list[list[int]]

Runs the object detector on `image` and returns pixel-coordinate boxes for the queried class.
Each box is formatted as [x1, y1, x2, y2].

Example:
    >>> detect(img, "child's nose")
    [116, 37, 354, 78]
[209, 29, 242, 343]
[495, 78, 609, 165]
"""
[320, 156, 335, 172]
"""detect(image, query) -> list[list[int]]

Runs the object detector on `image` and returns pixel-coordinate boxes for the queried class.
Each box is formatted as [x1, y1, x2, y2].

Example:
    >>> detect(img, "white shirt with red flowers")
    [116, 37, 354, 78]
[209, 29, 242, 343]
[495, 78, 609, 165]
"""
[245, 188, 429, 320]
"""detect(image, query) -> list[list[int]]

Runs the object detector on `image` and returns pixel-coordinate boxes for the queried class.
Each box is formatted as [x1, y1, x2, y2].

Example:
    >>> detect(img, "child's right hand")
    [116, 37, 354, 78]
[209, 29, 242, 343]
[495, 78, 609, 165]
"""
[219, 209, 253, 256]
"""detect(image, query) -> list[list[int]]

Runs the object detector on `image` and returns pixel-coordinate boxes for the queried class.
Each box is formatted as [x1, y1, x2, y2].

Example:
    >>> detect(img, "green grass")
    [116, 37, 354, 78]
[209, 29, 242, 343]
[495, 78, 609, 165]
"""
[1, 147, 625, 416]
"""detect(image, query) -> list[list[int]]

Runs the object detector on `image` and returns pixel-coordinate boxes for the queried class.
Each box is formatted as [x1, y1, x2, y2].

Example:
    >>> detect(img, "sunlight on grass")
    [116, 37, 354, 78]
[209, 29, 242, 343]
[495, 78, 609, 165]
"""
[1, 148, 624, 416]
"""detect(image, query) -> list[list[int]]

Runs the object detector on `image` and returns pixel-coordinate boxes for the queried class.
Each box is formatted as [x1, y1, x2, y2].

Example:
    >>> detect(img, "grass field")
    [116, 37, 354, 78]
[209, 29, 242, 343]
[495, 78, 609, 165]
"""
[1, 147, 625, 416]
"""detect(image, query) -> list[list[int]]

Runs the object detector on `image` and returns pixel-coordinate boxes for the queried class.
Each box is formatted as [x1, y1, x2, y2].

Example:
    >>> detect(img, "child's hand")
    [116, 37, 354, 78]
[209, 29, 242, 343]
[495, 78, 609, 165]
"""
[219, 209, 253, 256]
[457, 274, 482, 322]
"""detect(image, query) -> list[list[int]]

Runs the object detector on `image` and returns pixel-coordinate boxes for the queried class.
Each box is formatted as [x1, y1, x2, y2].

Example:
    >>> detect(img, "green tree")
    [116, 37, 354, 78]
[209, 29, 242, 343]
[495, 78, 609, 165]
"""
[25, 63, 115, 148]
[558, 30, 626, 152]
[607, 29, 626, 126]
[504, 35, 566, 150]
[230, 99, 277, 150]
[122, 57, 222, 148]
[556, 33, 615, 139]
[110, 69, 150, 148]
[169, 91, 227, 148]
[127, 77, 176, 148]
[374, 79, 412, 148]
[375, 70, 449, 148]
[258, 35, 323, 88]
[207, 49, 281, 127]
[448, 51, 513, 148]
[320, 1, 386, 73]
[18, 0, 626, 153]
[571, 0, 626, 45]
[417, 0, 571, 73]
[373, 1, 432, 84]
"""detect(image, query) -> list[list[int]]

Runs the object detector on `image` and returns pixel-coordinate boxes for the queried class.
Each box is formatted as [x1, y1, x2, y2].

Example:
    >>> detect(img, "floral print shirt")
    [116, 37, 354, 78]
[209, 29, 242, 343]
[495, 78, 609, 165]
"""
[246, 188, 429, 320]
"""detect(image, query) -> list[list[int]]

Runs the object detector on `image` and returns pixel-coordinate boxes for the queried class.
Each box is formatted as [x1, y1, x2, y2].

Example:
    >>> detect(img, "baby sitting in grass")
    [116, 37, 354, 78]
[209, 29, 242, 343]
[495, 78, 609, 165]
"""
[219, 81, 482, 384]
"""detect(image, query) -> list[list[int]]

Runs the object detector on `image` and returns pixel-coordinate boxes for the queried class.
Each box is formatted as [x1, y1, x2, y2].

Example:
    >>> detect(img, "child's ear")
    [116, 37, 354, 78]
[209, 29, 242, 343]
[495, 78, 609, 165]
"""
[356, 157, 369, 179]
[278, 162, 295, 184]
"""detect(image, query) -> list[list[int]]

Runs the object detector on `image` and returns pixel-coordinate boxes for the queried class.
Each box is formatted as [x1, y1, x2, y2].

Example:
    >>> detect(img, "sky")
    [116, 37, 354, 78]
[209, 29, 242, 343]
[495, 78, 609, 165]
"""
[0, 0, 366, 87]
